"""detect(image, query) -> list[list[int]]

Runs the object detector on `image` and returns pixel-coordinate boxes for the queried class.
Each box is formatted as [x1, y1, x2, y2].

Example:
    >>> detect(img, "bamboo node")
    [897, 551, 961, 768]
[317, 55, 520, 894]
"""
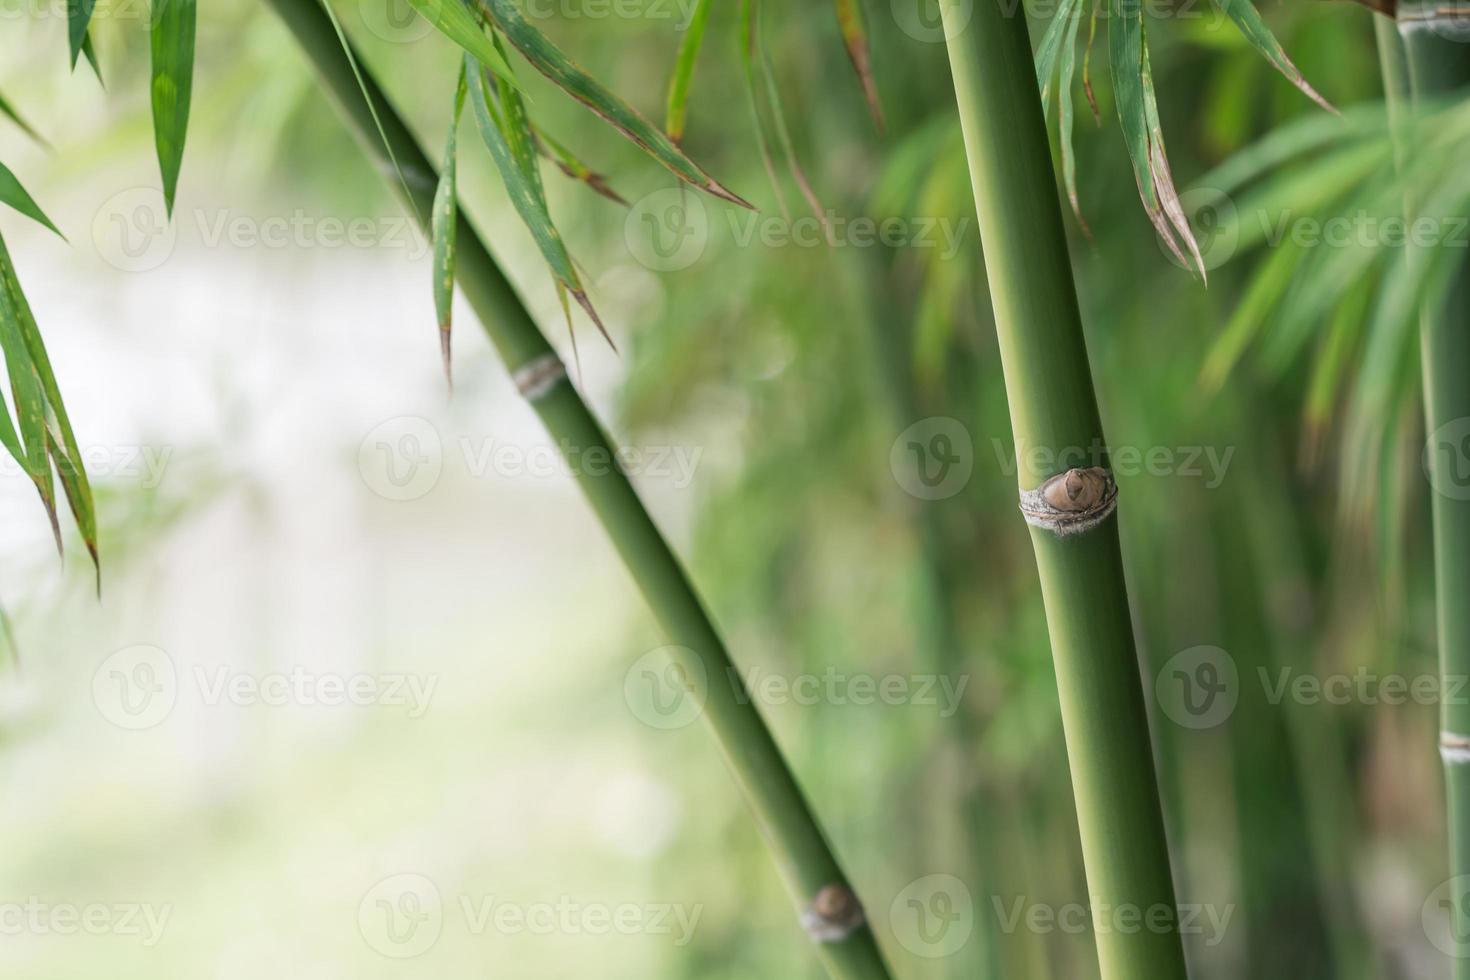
[1018, 466, 1119, 537]
[512, 354, 567, 402]
[1442, 731, 1470, 764]
[800, 883, 866, 943]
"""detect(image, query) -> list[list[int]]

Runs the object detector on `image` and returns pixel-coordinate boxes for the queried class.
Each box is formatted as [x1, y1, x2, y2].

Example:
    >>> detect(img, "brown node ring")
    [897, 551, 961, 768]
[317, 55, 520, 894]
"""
[1018, 466, 1119, 537]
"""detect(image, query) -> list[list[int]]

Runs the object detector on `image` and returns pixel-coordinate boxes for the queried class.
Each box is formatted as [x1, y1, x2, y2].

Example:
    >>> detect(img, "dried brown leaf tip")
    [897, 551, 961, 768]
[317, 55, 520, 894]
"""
[1019, 466, 1119, 537]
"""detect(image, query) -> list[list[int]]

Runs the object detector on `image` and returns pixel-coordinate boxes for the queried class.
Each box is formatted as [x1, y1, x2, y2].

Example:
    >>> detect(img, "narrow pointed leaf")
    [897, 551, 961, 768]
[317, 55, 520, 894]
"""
[1209, 0, 1336, 114]
[0, 245, 59, 549]
[0, 234, 98, 573]
[1110, 0, 1187, 268]
[1057, 0, 1090, 235]
[477, 0, 750, 207]
[68, 0, 98, 69]
[432, 68, 467, 389]
[401, 0, 518, 85]
[665, 0, 713, 143]
[0, 162, 64, 238]
[533, 125, 627, 205]
[150, 0, 197, 215]
[1035, 0, 1081, 114]
[0, 92, 48, 147]
[466, 59, 611, 347]
[833, 0, 883, 131]
[1082, 0, 1100, 124]
[1141, 45, 1205, 280]
[81, 34, 103, 83]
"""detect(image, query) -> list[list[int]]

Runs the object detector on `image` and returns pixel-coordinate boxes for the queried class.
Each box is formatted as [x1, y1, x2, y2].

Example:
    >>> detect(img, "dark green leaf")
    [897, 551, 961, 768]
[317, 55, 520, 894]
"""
[0, 162, 63, 238]
[150, 0, 197, 215]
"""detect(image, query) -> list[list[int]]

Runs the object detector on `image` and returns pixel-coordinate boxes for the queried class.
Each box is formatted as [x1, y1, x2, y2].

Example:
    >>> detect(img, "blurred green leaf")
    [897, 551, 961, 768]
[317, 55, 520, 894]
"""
[833, 0, 883, 131]
[665, 0, 713, 143]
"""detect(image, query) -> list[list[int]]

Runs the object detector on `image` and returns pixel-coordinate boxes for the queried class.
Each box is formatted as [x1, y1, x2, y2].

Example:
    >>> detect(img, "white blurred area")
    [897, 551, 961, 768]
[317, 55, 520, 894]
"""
[0, 16, 722, 977]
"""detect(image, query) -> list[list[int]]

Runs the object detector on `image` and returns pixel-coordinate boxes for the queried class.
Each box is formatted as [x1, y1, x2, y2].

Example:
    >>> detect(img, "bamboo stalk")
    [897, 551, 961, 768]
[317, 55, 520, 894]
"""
[1379, 11, 1470, 974]
[258, 2, 894, 976]
[934, 3, 1188, 978]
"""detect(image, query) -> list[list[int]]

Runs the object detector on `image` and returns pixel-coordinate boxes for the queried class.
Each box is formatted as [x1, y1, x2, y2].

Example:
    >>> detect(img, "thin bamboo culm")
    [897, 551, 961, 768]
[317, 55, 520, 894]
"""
[1379, 10, 1470, 975]
[258, 2, 895, 977]
[935, 2, 1189, 978]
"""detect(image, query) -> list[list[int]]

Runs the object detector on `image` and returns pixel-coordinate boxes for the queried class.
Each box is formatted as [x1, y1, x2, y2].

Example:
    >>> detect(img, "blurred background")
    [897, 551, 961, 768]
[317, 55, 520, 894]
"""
[0, 0, 1454, 977]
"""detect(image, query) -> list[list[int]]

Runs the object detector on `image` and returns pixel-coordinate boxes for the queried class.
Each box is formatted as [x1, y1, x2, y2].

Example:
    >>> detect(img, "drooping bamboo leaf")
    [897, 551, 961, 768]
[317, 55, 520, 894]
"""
[466, 58, 611, 347]
[68, 0, 97, 69]
[150, 0, 197, 215]
[1110, 0, 1189, 270]
[477, 0, 750, 207]
[432, 67, 467, 389]
[0, 267, 60, 552]
[1036, 0, 1081, 115]
[532, 125, 627, 205]
[833, 0, 883, 131]
[1209, 0, 1336, 114]
[0, 162, 64, 238]
[756, 11, 828, 235]
[665, 0, 713, 143]
[0, 232, 97, 574]
[1057, 0, 1089, 235]
[0, 92, 48, 147]
[1082, 0, 1100, 124]
[81, 34, 103, 82]
[1141, 46, 1205, 279]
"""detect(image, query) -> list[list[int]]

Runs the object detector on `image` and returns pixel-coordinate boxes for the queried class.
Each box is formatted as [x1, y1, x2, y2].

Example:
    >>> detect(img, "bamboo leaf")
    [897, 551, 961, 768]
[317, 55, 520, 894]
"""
[1057, 0, 1089, 235]
[1109, 0, 1190, 270]
[0, 273, 60, 552]
[833, 0, 883, 131]
[150, 0, 197, 215]
[1141, 45, 1206, 279]
[1081, 0, 1100, 124]
[665, 0, 713, 143]
[0, 162, 64, 238]
[0, 91, 48, 147]
[432, 68, 467, 389]
[466, 57, 611, 347]
[533, 125, 627, 205]
[0, 231, 96, 573]
[1036, 0, 1081, 115]
[68, 0, 97, 69]
[401, 0, 518, 85]
[477, 0, 750, 207]
[1209, 0, 1336, 114]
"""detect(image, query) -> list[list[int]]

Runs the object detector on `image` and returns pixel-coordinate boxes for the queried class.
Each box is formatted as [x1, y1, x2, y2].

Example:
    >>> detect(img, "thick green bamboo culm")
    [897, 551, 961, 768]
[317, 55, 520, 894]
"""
[258, 1, 894, 977]
[935, 2, 1188, 978]
[1381, 10, 1470, 974]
